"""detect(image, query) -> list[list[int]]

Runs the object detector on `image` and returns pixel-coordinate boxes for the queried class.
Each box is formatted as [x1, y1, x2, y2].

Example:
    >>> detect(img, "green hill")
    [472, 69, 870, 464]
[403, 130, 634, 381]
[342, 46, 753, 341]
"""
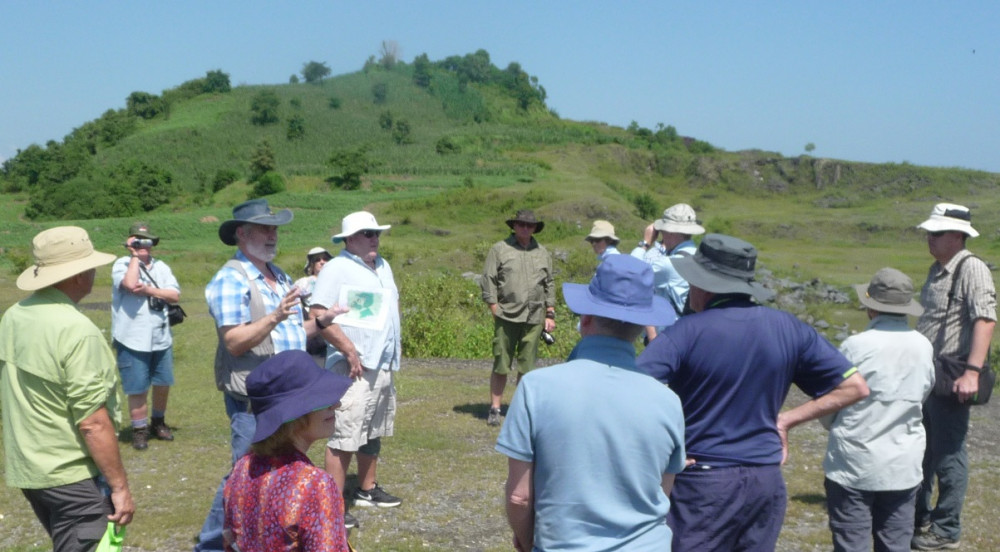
[2, 50, 1000, 356]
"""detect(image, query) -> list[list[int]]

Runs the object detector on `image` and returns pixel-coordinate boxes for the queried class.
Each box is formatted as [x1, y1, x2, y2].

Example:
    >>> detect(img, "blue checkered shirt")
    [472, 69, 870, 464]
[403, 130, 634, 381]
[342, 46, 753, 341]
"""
[205, 250, 306, 353]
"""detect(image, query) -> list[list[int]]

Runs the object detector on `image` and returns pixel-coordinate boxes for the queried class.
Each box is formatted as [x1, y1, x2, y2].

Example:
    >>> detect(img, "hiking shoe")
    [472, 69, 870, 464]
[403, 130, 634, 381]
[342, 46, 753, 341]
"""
[353, 483, 402, 508]
[343, 511, 358, 529]
[911, 531, 960, 550]
[150, 419, 174, 441]
[487, 407, 502, 426]
[915, 520, 932, 536]
[132, 427, 149, 451]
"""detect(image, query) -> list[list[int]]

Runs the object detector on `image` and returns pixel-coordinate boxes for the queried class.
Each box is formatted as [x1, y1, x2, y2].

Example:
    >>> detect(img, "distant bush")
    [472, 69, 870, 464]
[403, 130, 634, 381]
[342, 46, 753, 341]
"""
[633, 193, 658, 220]
[328, 145, 377, 190]
[436, 136, 461, 155]
[289, 74, 299, 84]
[126, 91, 168, 120]
[249, 140, 277, 182]
[302, 61, 331, 83]
[412, 53, 432, 88]
[287, 114, 306, 140]
[249, 171, 285, 199]
[372, 82, 388, 104]
[24, 160, 173, 220]
[250, 90, 280, 125]
[378, 110, 394, 131]
[392, 119, 412, 145]
[212, 169, 240, 193]
[109, 160, 176, 212]
[328, 96, 342, 109]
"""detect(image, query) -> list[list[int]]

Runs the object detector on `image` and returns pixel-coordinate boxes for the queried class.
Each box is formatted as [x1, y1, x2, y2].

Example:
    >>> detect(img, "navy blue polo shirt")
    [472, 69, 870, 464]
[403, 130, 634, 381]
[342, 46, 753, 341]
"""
[638, 296, 854, 467]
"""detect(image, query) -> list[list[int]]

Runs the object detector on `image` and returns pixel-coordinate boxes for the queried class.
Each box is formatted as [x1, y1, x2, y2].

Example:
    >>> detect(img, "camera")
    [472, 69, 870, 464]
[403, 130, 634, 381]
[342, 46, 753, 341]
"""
[148, 297, 166, 311]
[541, 330, 556, 346]
[128, 239, 154, 248]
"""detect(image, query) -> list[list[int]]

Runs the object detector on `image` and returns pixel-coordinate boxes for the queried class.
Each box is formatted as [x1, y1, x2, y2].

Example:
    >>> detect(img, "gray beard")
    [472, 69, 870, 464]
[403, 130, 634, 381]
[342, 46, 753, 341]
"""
[246, 241, 277, 262]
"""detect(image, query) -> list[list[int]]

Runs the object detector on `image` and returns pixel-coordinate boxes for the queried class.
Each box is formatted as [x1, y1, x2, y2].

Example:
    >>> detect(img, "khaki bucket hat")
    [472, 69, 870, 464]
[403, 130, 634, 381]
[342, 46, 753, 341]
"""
[17, 226, 116, 291]
[585, 220, 620, 245]
[854, 267, 923, 316]
[653, 203, 705, 235]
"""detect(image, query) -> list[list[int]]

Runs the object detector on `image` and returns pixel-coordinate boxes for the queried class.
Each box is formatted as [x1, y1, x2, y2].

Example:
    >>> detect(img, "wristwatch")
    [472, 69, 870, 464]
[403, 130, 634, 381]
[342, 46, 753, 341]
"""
[638, 240, 649, 249]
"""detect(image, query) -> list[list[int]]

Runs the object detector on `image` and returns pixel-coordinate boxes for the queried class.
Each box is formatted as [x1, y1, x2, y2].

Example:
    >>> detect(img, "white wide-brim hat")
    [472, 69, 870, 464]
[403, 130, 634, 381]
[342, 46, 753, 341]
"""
[332, 211, 391, 243]
[17, 226, 116, 291]
[585, 220, 620, 244]
[916, 203, 979, 237]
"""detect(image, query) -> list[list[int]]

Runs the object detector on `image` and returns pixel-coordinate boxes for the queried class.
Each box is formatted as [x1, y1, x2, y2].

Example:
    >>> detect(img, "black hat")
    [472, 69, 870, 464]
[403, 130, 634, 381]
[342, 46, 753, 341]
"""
[673, 234, 775, 302]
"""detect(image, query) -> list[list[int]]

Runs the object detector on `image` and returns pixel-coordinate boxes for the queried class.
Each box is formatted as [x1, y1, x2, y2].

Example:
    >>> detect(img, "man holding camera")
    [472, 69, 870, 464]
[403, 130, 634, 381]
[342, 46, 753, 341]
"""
[111, 222, 181, 451]
[481, 209, 556, 427]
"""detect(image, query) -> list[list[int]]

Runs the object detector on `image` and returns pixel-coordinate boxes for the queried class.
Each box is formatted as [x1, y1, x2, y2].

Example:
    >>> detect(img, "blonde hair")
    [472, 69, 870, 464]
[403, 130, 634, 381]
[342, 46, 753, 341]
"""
[250, 416, 310, 456]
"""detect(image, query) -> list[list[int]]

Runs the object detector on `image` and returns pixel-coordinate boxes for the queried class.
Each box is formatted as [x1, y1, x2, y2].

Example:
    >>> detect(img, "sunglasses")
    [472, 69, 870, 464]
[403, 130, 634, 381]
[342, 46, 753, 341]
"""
[928, 231, 949, 238]
[359, 230, 382, 238]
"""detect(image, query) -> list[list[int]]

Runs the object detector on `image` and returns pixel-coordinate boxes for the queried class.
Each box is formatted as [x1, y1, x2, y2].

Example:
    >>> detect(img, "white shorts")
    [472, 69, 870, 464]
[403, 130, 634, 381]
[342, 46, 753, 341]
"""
[326, 360, 396, 452]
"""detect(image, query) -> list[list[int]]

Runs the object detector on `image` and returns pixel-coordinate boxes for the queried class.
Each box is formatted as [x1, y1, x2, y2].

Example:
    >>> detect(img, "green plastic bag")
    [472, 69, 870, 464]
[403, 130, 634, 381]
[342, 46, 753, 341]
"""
[95, 522, 125, 552]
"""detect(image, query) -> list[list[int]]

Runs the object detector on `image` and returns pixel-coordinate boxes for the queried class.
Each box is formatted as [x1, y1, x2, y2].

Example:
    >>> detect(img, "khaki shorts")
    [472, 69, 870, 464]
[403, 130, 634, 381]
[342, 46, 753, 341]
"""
[326, 360, 396, 452]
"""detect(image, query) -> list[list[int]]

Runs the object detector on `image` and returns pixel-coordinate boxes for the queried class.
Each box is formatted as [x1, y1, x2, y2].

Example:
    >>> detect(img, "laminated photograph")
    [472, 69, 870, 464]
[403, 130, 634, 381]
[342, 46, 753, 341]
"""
[332, 285, 389, 330]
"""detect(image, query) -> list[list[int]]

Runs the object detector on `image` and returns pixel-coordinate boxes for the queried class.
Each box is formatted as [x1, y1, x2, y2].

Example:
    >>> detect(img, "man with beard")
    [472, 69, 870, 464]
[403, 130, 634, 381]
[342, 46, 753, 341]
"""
[195, 199, 336, 551]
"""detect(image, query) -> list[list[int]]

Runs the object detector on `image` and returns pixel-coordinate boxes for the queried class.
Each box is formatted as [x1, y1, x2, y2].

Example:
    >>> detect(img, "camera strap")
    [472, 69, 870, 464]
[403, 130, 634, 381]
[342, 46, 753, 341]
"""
[137, 261, 160, 289]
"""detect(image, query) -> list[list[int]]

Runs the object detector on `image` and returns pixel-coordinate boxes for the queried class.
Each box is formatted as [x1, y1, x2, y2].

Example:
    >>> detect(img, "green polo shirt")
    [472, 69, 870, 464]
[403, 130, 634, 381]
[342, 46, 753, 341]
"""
[0, 287, 121, 489]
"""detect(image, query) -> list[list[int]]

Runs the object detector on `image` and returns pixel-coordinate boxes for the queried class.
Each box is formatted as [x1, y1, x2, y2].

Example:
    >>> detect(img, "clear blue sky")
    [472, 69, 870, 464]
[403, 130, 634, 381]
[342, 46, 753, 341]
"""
[2, 2, 998, 172]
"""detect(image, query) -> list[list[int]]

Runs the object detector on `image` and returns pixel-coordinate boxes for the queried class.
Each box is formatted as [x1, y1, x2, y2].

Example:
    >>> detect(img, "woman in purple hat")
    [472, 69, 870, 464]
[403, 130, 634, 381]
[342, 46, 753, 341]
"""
[223, 350, 353, 552]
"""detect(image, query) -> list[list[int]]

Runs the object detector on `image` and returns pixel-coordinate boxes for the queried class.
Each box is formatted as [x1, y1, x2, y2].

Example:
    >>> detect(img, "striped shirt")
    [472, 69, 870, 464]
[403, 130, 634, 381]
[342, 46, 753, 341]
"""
[916, 249, 997, 356]
[205, 250, 306, 354]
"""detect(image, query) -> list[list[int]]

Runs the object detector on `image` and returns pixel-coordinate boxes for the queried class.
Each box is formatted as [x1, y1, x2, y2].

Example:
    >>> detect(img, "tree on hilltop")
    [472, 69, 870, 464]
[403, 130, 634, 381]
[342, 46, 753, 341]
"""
[379, 40, 399, 69]
[302, 61, 331, 83]
[413, 53, 432, 88]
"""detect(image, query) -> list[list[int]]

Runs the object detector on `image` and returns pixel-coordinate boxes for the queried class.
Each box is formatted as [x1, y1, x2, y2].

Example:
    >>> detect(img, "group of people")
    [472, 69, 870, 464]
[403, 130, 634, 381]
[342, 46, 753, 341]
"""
[491, 202, 994, 552]
[0, 198, 994, 552]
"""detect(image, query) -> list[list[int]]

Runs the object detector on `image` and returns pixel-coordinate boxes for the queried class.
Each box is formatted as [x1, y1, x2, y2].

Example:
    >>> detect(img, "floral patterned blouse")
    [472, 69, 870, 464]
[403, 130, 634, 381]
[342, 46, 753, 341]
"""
[224, 450, 348, 551]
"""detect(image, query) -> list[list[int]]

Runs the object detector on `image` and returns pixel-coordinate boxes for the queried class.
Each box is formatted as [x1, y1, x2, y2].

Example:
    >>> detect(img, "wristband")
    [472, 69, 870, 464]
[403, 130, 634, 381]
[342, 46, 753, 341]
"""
[545, 311, 555, 320]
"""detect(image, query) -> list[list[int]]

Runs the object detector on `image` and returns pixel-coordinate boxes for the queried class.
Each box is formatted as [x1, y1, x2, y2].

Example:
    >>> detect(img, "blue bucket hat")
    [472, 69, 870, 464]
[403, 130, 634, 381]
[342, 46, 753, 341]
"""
[218, 199, 294, 246]
[246, 350, 352, 444]
[562, 254, 675, 327]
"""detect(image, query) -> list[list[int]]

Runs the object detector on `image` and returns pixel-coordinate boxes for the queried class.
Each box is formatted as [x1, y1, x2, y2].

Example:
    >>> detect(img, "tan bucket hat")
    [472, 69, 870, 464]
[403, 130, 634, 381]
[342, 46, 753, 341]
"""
[653, 203, 705, 235]
[585, 220, 620, 245]
[17, 226, 116, 291]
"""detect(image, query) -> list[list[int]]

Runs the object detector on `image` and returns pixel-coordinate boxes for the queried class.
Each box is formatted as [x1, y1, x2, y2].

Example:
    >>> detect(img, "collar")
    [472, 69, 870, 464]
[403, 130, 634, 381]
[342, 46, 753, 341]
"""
[566, 335, 638, 369]
[866, 313, 911, 331]
[940, 248, 973, 275]
[506, 234, 537, 250]
[338, 248, 382, 271]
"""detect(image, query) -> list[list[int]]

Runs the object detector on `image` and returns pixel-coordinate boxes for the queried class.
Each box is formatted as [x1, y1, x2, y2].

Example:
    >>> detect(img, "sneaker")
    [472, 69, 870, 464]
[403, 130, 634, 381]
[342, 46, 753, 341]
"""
[150, 419, 174, 441]
[343, 511, 358, 529]
[353, 483, 402, 508]
[911, 531, 960, 550]
[487, 407, 502, 426]
[132, 427, 149, 451]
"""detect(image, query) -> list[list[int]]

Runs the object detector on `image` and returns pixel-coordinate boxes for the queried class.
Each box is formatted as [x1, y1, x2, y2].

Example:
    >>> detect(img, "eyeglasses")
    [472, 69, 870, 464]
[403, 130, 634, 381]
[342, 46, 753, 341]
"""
[359, 230, 382, 238]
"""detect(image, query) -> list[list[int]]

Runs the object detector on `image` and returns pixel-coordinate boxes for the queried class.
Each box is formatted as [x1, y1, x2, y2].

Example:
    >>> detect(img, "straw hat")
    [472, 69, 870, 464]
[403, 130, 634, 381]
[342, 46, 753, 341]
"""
[17, 226, 116, 291]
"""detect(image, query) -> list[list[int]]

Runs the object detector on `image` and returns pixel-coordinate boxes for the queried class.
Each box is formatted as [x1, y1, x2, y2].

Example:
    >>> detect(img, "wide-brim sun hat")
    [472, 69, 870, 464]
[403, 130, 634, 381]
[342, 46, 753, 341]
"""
[854, 267, 923, 316]
[332, 211, 391, 244]
[247, 350, 353, 444]
[218, 199, 294, 246]
[562, 254, 675, 327]
[916, 202, 979, 238]
[673, 233, 775, 302]
[128, 222, 160, 246]
[653, 203, 705, 235]
[303, 246, 332, 273]
[505, 209, 545, 234]
[585, 220, 619, 245]
[17, 226, 116, 291]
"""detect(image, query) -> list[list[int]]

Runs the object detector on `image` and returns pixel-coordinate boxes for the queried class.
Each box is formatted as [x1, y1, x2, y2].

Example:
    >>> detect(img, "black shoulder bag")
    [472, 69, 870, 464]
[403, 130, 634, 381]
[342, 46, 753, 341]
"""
[138, 262, 187, 326]
[932, 254, 995, 405]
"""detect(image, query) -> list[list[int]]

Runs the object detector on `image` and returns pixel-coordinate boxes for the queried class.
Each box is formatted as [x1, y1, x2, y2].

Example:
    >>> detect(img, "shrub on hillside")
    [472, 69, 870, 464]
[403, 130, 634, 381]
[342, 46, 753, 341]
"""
[435, 136, 461, 155]
[328, 145, 377, 190]
[378, 110, 394, 131]
[249, 140, 277, 182]
[23, 161, 171, 220]
[250, 90, 280, 125]
[249, 171, 285, 199]
[126, 91, 168, 120]
[212, 169, 240, 193]
[392, 119, 413, 145]
[372, 82, 388, 105]
[286, 114, 306, 140]
[328, 96, 342, 109]
[302, 61, 331, 83]
[108, 160, 176, 212]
